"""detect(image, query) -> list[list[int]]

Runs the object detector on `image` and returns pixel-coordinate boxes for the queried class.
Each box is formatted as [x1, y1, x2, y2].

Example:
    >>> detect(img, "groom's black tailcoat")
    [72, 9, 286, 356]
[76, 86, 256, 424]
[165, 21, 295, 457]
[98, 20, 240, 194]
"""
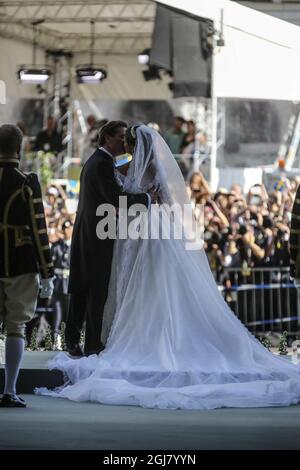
[66, 148, 148, 354]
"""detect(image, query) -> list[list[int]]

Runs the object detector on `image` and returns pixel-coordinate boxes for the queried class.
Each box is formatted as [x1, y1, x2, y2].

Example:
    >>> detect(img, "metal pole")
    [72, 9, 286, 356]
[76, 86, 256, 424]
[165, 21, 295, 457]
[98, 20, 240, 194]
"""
[277, 268, 283, 331]
[90, 20, 95, 66]
[252, 270, 256, 334]
[32, 24, 37, 65]
[67, 54, 73, 163]
[53, 57, 60, 120]
[234, 270, 239, 318]
[269, 270, 273, 331]
[243, 274, 247, 327]
[296, 282, 300, 332]
[210, 40, 217, 191]
[260, 270, 265, 334]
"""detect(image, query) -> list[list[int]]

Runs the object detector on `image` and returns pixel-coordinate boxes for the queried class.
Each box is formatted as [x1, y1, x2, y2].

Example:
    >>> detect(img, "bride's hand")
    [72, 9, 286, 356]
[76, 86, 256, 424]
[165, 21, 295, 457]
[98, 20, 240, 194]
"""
[149, 187, 159, 204]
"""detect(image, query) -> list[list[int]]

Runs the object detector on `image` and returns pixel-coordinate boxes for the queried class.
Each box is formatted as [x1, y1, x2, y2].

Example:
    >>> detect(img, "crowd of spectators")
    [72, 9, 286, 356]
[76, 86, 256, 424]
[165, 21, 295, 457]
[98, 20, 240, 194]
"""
[187, 171, 296, 277]
[187, 171, 299, 332]
[189, 173, 299, 272]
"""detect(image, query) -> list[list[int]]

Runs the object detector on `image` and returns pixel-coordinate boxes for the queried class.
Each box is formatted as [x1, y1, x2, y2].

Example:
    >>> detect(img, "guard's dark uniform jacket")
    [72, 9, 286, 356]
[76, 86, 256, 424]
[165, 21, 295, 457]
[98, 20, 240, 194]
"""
[290, 185, 300, 279]
[0, 158, 54, 279]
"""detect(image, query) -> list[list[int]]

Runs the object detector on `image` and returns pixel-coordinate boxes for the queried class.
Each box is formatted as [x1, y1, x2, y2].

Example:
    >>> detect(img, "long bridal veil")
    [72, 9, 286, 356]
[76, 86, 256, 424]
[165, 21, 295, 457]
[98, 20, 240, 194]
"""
[36, 125, 300, 410]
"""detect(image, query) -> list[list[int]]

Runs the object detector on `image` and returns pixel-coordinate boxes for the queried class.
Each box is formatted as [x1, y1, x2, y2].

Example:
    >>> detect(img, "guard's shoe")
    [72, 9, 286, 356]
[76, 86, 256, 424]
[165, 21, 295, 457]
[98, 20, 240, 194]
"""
[0, 394, 27, 408]
[66, 344, 84, 358]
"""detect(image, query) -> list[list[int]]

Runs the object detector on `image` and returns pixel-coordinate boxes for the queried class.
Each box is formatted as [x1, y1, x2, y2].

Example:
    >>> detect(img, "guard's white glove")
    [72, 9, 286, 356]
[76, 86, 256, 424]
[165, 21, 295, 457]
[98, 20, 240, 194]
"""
[39, 277, 55, 299]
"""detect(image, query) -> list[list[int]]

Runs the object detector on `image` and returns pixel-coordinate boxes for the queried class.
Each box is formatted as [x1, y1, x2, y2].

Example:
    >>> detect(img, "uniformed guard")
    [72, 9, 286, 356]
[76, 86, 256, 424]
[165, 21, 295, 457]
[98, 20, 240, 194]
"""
[0, 124, 54, 407]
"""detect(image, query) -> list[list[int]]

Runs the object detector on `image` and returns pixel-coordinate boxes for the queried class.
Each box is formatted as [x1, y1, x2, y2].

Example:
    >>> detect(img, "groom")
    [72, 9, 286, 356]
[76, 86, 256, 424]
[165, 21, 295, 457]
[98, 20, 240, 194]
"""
[66, 121, 150, 357]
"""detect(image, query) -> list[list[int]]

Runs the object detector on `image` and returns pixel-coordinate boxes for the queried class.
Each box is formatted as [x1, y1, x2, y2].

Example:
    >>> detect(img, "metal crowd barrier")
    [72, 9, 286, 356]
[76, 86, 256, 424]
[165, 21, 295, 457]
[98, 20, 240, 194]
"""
[220, 267, 300, 336]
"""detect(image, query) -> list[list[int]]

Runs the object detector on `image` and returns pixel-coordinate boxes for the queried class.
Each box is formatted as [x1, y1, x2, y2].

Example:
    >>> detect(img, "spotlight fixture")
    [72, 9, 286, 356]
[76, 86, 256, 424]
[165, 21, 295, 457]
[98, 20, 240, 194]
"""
[138, 48, 150, 65]
[17, 20, 51, 84]
[18, 67, 51, 83]
[77, 20, 108, 85]
[75, 65, 107, 84]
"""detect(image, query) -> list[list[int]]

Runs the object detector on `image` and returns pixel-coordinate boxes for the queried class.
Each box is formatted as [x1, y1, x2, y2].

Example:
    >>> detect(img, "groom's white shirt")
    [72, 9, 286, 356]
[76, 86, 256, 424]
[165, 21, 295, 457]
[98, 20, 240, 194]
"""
[99, 146, 151, 208]
[99, 146, 113, 158]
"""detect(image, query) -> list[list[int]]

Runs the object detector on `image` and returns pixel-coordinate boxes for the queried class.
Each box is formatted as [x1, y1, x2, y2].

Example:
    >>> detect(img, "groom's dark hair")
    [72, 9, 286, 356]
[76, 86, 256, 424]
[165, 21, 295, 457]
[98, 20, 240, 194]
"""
[98, 120, 127, 146]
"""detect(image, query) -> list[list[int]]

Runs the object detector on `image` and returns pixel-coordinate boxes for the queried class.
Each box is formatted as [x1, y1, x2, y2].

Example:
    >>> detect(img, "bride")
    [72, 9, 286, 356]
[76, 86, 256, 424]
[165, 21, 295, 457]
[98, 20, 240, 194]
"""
[37, 124, 300, 410]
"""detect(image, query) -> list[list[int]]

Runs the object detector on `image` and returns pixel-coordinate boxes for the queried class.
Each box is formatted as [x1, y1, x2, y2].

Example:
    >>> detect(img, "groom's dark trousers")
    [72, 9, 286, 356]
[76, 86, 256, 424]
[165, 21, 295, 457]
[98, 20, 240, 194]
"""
[66, 273, 111, 356]
[66, 148, 148, 355]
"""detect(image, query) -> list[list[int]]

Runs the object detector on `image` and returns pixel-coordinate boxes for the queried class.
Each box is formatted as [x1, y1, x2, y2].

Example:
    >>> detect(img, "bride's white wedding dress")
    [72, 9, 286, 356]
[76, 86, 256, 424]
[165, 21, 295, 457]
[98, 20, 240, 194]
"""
[37, 125, 300, 410]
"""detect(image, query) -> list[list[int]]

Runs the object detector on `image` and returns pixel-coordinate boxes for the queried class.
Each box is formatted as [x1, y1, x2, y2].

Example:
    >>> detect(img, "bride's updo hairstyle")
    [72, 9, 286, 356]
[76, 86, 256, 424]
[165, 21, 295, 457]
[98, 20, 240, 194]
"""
[125, 125, 140, 150]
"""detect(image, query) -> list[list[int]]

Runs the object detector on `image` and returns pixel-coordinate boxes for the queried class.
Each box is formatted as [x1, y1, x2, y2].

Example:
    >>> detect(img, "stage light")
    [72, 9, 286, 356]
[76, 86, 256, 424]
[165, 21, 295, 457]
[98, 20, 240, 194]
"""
[17, 21, 51, 84]
[18, 67, 51, 83]
[75, 66, 107, 84]
[76, 21, 108, 84]
[138, 48, 150, 65]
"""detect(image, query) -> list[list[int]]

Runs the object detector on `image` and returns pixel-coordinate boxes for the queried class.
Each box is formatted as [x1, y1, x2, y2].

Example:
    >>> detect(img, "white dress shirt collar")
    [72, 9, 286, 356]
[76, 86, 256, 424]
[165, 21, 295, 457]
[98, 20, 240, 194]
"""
[99, 146, 113, 158]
